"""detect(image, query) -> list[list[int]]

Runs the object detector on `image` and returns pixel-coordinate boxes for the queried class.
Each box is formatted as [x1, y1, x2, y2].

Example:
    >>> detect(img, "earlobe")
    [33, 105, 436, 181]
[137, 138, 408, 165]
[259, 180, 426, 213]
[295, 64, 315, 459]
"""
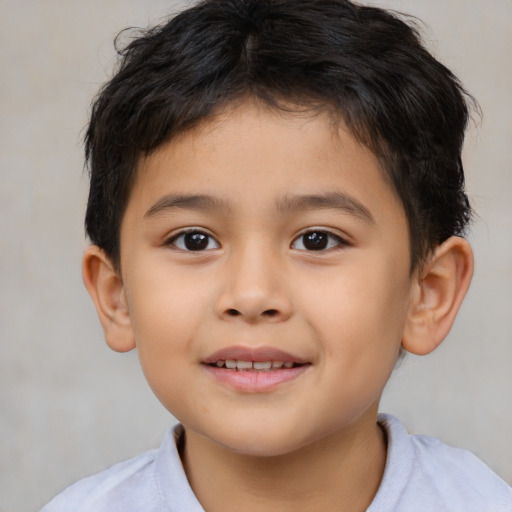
[82, 245, 136, 353]
[402, 236, 474, 356]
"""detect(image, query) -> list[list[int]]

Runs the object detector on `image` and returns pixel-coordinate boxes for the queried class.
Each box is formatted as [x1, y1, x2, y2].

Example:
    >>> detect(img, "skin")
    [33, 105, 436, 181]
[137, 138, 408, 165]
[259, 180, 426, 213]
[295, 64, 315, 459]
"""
[83, 99, 474, 511]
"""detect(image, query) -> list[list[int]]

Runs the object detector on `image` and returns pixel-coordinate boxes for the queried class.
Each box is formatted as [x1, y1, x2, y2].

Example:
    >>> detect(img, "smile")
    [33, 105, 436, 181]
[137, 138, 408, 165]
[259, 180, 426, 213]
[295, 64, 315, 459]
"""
[211, 360, 298, 370]
[202, 346, 311, 392]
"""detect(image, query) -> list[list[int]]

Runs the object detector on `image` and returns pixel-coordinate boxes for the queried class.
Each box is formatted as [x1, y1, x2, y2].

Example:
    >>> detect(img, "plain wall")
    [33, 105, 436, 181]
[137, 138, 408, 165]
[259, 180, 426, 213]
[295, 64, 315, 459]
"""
[0, 1, 510, 510]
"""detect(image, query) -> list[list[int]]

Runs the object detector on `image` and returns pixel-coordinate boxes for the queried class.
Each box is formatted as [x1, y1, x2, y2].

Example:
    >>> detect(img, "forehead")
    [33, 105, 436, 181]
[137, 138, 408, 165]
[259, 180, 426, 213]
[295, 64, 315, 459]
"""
[128, 100, 406, 231]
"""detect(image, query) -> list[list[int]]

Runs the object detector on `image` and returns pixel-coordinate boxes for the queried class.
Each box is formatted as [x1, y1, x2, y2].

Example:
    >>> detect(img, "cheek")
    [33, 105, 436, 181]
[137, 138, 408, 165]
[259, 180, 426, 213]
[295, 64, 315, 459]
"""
[128, 262, 212, 333]
[286, 266, 408, 435]
[298, 259, 410, 363]
[125, 269, 212, 388]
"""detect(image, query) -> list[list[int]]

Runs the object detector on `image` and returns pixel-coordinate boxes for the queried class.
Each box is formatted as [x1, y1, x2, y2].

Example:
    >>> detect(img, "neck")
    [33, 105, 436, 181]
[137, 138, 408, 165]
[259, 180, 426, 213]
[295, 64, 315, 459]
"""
[181, 409, 387, 512]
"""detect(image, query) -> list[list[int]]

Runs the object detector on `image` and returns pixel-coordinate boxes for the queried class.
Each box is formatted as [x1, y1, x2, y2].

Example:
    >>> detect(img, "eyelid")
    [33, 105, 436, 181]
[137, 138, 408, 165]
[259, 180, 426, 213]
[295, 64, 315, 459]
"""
[165, 227, 221, 251]
[291, 228, 349, 251]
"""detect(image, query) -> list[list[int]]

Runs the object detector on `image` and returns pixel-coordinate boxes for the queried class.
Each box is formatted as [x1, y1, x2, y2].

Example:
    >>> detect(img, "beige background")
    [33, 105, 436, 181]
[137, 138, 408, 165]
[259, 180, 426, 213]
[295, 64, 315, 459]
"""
[0, 1, 510, 510]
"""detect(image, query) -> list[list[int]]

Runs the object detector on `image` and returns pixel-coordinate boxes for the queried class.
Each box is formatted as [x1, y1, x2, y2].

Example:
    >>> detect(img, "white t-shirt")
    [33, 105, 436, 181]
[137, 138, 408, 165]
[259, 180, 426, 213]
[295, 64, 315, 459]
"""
[41, 414, 512, 512]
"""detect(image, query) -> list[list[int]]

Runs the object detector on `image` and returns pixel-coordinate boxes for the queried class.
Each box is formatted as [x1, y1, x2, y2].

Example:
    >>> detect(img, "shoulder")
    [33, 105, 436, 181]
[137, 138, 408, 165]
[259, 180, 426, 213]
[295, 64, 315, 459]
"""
[41, 425, 204, 512]
[370, 414, 512, 512]
[409, 431, 512, 507]
[40, 448, 161, 512]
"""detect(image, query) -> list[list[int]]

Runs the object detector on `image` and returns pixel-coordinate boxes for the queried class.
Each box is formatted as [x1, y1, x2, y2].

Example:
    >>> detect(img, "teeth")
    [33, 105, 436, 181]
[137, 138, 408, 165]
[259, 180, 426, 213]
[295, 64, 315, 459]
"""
[253, 361, 272, 370]
[212, 360, 297, 370]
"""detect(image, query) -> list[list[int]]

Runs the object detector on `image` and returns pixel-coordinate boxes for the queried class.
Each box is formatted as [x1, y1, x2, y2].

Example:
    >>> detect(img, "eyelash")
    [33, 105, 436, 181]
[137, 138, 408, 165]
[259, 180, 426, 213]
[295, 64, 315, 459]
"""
[165, 229, 220, 252]
[291, 229, 348, 252]
[165, 228, 348, 252]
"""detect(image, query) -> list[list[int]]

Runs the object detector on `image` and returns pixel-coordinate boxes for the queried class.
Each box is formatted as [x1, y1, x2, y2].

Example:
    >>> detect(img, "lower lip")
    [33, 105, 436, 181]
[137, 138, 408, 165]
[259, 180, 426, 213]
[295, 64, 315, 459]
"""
[202, 365, 310, 393]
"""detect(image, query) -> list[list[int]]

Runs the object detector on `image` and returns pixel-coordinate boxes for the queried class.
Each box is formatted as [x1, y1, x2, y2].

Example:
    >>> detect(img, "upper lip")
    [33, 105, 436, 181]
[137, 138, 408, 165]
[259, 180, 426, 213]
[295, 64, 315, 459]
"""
[203, 346, 308, 364]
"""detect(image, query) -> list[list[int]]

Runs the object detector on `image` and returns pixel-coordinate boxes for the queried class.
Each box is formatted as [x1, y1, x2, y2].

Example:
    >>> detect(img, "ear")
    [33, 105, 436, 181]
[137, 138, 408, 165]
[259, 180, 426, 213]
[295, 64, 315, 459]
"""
[82, 245, 136, 353]
[402, 236, 474, 356]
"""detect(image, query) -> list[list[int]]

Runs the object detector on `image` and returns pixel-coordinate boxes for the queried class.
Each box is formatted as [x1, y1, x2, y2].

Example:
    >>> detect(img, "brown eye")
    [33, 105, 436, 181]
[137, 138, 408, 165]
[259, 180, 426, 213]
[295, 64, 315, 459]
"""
[303, 232, 328, 250]
[169, 230, 220, 251]
[292, 230, 344, 251]
[184, 232, 209, 250]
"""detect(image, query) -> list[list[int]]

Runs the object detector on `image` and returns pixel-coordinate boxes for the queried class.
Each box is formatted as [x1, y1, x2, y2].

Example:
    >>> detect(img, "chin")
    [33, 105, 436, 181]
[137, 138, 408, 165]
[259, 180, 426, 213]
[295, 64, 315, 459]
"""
[222, 436, 304, 458]
[207, 422, 317, 458]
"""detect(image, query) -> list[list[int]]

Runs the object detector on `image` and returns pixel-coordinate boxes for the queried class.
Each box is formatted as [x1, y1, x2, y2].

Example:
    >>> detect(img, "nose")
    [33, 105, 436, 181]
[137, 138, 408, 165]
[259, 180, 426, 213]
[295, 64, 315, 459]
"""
[214, 243, 293, 324]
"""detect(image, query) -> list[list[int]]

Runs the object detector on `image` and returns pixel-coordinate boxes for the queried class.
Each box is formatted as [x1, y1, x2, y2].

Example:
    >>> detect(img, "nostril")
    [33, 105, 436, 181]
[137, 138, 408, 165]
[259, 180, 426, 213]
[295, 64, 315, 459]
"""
[225, 308, 279, 318]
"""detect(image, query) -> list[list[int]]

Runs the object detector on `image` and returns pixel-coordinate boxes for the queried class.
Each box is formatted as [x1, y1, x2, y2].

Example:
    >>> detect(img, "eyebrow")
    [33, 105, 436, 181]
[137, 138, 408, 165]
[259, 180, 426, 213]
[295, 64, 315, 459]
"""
[144, 191, 375, 224]
[276, 192, 375, 224]
[144, 194, 231, 217]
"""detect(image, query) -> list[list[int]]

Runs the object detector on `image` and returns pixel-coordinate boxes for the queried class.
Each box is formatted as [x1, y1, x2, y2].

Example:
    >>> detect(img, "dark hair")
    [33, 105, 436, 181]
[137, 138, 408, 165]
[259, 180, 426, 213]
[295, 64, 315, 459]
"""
[85, 0, 475, 270]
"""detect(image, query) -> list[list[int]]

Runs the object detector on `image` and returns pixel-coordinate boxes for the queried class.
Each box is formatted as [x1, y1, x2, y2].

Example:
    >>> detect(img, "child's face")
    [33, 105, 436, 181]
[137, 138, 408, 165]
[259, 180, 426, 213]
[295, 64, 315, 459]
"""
[118, 100, 414, 456]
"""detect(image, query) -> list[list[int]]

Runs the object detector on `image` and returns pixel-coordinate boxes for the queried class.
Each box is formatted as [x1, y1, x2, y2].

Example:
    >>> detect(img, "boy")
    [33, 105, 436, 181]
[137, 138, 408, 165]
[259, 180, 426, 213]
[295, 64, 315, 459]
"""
[43, 0, 512, 510]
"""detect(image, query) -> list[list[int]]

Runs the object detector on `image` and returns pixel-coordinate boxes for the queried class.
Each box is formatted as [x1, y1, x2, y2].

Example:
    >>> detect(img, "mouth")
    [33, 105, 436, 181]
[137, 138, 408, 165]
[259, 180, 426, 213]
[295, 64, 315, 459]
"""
[202, 346, 311, 392]
[203, 346, 308, 369]
[208, 360, 303, 371]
